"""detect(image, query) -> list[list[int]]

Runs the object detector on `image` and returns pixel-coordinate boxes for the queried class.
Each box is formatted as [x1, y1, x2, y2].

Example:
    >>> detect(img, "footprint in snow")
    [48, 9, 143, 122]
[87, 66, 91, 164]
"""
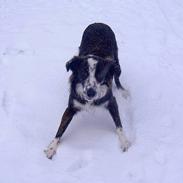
[67, 150, 93, 172]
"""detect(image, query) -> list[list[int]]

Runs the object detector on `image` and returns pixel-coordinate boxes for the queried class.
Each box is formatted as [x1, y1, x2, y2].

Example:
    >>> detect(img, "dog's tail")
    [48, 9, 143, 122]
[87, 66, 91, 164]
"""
[114, 66, 130, 99]
[113, 64, 125, 90]
[114, 75, 125, 90]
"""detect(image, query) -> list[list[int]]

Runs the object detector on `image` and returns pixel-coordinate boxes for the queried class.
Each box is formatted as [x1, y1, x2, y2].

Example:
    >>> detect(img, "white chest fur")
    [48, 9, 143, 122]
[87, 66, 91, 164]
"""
[73, 99, 108, 111]
[73, 99, 94, 111]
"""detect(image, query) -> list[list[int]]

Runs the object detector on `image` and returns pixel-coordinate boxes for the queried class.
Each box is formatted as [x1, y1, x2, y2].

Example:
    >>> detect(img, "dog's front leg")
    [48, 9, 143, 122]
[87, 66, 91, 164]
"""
[44, 107, 78, 159]
[107, 96, 131, 152]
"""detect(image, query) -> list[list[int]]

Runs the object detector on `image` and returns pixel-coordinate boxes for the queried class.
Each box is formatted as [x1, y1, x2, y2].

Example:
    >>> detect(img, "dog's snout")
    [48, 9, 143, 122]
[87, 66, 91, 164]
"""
[87, 88, 96, 98]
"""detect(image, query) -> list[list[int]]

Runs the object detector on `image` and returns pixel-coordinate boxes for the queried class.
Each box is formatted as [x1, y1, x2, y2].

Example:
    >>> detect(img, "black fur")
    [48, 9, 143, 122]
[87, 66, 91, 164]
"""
[79, 23, 118, 59]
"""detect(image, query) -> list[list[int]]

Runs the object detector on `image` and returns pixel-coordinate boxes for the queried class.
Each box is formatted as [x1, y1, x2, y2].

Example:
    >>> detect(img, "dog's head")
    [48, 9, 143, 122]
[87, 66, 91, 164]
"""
[66, 56, 114, 101]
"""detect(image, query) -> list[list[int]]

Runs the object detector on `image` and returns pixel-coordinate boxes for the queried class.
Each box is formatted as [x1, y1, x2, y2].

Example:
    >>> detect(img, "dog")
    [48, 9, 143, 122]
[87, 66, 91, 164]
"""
[44, 23, 130, 159]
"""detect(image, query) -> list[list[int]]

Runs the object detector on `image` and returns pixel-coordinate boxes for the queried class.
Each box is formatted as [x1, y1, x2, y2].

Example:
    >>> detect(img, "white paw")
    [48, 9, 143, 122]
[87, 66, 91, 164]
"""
[116, 128, 131, 152]
[120, 138, 131, 152]
[44, 138, 60, 159]
[121, 89, 131, 100]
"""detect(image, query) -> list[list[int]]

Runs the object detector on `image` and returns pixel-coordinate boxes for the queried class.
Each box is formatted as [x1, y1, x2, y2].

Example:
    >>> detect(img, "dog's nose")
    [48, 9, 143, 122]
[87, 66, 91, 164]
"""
[87, 88, 96, 98]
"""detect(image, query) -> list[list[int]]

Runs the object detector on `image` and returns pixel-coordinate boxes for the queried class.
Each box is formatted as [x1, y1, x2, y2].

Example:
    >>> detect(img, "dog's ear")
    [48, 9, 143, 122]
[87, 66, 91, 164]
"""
[112, 63, 121, 76]
[66, 56, 83, 72]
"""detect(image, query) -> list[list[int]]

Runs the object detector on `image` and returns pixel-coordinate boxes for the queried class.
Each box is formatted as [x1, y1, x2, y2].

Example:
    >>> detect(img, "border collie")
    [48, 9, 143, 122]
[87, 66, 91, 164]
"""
[44, 23, 130, 159]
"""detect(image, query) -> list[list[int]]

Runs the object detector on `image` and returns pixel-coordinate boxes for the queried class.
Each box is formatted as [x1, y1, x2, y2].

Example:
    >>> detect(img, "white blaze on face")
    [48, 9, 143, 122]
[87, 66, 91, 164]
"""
[87, 58, 98, 87]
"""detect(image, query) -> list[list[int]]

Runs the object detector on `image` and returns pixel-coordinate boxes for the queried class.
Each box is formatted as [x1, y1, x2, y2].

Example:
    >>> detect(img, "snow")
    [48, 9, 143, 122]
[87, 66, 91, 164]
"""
[1, 0, 183, 182]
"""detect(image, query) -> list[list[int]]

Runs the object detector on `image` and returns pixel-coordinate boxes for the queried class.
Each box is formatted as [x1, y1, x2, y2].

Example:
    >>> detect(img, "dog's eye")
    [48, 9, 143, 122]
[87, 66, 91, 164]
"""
[79, 71, 88, 80]
[82, 72, 87, 78]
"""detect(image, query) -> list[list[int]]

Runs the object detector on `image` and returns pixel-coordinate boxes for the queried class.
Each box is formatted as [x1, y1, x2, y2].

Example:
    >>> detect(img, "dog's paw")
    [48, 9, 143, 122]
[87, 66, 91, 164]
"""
[44, 138, 60, 159]
[120, 138, 131, 152]
[116, 128, 131, 152]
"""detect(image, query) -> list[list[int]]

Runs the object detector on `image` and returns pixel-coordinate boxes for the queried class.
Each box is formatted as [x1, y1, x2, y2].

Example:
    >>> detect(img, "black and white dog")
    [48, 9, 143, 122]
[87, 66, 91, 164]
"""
[44, 23, 130, 159]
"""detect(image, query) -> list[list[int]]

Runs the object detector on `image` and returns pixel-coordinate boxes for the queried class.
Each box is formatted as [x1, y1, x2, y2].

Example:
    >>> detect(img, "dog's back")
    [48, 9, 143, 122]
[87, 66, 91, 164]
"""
[79, 23, 118, 59]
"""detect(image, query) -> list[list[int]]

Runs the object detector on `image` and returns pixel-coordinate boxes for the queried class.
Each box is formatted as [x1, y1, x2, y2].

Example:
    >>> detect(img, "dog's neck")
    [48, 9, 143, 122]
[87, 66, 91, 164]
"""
[70, 87, 112, 108]
[93, 88, 112, 106]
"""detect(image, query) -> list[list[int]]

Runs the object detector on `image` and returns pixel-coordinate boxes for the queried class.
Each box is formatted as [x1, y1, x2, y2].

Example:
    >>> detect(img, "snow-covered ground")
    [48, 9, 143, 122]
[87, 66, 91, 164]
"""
[1, 0, 183, 182]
